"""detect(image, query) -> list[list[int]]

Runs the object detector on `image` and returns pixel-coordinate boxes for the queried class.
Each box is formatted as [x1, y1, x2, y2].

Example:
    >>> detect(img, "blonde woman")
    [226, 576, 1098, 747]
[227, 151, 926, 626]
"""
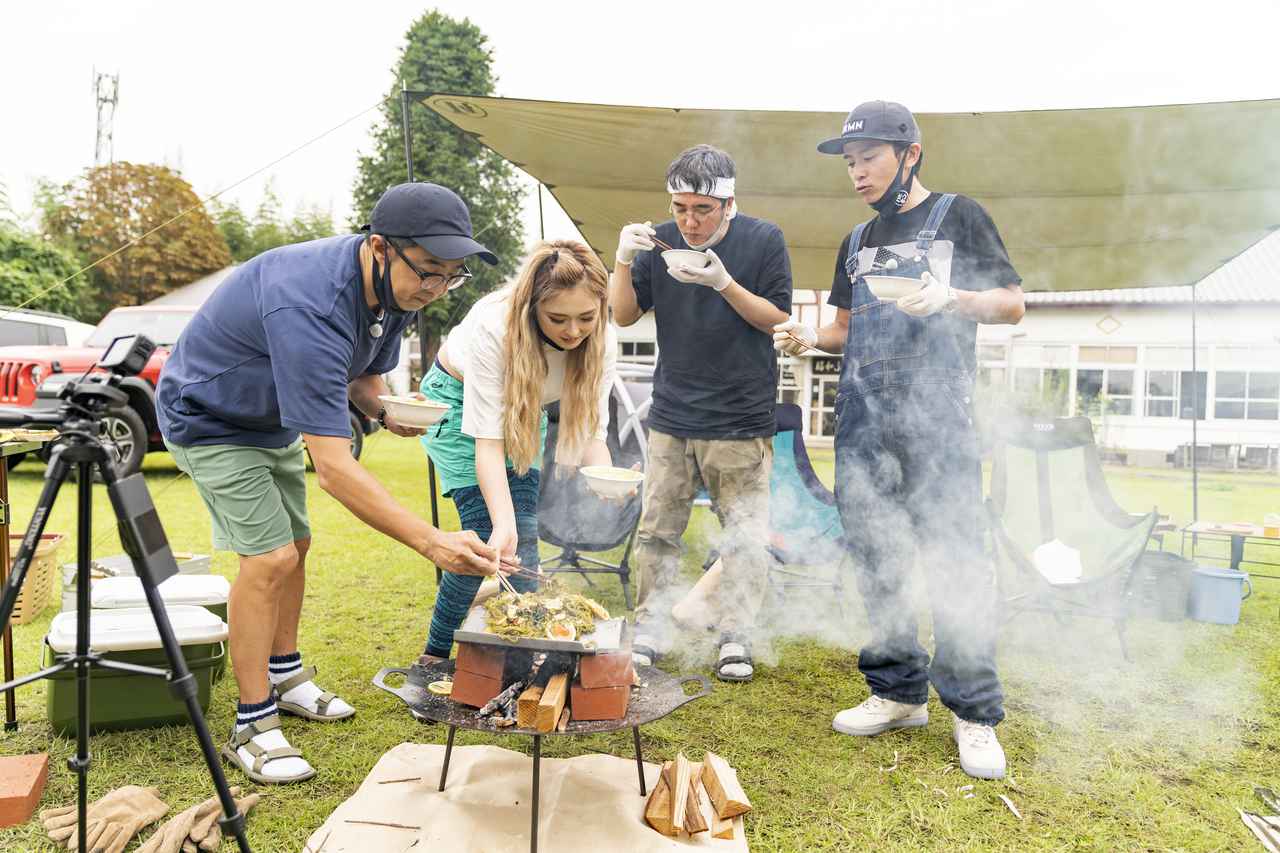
[418, 240, 619, 660]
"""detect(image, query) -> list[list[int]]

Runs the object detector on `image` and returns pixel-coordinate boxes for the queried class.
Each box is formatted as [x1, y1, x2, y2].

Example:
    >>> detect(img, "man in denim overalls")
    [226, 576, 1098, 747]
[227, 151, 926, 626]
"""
[775, 101, 1026, 780]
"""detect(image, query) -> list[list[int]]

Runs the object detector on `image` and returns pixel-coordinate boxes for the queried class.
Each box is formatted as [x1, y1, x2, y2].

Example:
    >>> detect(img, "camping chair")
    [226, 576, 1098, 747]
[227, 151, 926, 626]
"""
[537, 397, 643, 609]
[699, 403, 848, 601]
[986, 415, 1158, 660]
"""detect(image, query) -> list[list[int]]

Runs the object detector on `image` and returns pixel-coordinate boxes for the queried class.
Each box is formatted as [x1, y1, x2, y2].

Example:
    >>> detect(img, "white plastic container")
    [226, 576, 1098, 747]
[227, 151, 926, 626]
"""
[91, 575, 230, 621]
[46, 605, 227, 654]
[61, 552, 211, 612]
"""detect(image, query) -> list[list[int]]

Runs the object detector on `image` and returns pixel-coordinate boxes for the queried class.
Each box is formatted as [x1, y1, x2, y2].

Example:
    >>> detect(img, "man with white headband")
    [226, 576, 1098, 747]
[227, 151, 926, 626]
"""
[610, 144, 793, 683]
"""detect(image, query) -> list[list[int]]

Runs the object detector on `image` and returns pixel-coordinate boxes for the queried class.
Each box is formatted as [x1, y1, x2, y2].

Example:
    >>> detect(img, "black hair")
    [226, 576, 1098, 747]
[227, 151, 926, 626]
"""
[665, 144, 736, 196]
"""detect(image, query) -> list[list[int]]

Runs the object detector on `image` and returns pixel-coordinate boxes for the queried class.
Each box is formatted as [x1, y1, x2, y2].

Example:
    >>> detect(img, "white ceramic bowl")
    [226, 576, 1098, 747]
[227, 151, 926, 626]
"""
[377, 394, 449, 428]
[864, 275, 925, 301]
[662, 249, 710, 277]
[580, 466, 644, 499]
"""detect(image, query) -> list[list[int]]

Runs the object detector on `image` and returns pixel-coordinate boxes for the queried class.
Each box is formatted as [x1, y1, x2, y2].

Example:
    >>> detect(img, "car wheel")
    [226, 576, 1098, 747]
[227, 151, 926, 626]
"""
[348, 411, 364, 461]
[99, 406, 147, 477]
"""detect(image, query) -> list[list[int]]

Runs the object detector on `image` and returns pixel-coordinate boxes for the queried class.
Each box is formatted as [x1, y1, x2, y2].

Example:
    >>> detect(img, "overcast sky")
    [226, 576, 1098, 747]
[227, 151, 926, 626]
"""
[3, 0, 1276, 244]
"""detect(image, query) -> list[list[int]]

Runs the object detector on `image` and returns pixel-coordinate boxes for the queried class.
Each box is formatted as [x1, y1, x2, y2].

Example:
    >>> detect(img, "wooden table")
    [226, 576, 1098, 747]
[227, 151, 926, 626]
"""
[0, 441, 43, 730]
[1181, 521, 1280, 580]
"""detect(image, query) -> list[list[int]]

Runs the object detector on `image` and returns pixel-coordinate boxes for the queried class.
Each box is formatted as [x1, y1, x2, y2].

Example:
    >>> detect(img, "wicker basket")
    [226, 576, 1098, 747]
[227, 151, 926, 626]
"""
[8, 534, 67, 624]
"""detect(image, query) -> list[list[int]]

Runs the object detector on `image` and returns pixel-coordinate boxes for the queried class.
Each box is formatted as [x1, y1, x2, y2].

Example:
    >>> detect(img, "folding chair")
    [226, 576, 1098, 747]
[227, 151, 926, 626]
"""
[699, 403, 848, 601]
[537, 398, 643, 609]
[986, 415, 1158, 660]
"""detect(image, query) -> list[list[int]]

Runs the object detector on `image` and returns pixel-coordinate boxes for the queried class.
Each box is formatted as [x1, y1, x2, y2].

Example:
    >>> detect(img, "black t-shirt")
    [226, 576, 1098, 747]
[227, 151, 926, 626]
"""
[630, 214, 793, 439]
[827, 193, 1020, 370]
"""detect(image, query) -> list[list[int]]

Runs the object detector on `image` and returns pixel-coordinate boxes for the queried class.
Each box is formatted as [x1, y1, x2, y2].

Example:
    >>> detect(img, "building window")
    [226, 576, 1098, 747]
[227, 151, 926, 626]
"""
[1146, 370, 1176, 417]
[1214, 371, 1280, 420]
[1014, 366, 1069, 416]
[619, 341, 656, 363]
[809, 376, 838, 438]
[1076, 368, 1134, 415]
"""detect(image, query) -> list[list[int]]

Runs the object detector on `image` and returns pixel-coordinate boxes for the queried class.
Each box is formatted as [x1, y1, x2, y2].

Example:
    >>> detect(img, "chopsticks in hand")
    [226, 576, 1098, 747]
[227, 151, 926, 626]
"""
[649, 234, 674, 252]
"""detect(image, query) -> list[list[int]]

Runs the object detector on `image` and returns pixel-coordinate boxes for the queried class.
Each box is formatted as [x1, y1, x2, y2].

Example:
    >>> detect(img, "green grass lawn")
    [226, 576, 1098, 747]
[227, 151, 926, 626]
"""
[1, 435, 1278, 851]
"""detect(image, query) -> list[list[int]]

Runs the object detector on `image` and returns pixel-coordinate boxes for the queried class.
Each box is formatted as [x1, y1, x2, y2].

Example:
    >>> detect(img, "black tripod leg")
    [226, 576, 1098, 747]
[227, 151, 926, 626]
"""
[102, 462, 251, 852]
[531, 734, 541, 853]
[632, 726, 646, 796]
[0, 454, 70, 628]
[72, 463, 93, 853]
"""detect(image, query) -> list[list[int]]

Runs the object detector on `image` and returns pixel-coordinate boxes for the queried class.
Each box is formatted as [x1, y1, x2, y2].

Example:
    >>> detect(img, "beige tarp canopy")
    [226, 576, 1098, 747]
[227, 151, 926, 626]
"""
[420, 93, 1280, 293]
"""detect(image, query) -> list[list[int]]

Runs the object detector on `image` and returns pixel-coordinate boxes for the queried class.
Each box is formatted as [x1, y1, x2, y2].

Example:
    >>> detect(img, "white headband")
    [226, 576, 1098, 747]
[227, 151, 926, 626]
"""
[667, 176, 736, 199]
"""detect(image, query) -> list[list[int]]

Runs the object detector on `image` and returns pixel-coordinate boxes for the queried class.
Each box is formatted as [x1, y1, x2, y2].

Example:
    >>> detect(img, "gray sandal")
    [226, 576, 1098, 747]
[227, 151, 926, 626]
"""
[272, 665, 355, 721]
[221, 714, 316, 785]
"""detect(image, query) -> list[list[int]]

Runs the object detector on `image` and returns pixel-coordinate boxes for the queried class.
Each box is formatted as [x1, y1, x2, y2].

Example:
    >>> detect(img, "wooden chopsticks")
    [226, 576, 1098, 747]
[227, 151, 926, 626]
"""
[650, 234, 674, 252]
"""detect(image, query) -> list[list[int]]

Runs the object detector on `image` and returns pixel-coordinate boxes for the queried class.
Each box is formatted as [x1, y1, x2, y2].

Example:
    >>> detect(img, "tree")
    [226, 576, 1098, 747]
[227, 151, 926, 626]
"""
[42, 162, 231, 313]
[0, 225, 94, 320]
[211, 185, 337, 263]
[351, 10, 525, 367]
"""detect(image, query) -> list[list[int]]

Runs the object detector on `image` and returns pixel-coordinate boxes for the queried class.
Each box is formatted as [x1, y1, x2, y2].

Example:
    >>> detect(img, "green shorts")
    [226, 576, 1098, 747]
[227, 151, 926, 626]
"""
[167, 438, 311, 556]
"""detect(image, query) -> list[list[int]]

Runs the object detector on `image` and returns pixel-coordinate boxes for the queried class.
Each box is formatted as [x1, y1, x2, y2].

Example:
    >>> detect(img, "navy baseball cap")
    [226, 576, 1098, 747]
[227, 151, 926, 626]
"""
[366, 182, 498, 265]
[817, 101, 921, 155]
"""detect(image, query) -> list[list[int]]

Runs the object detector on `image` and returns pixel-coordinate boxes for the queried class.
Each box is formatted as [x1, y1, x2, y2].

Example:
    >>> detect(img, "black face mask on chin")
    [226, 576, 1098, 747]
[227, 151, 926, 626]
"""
[372, 247, 413, 319]
[871, 150, 923, 221]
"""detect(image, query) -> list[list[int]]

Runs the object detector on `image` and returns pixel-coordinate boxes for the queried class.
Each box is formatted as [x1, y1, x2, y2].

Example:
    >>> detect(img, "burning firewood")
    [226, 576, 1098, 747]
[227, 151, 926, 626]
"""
[477, 680, 525, 717]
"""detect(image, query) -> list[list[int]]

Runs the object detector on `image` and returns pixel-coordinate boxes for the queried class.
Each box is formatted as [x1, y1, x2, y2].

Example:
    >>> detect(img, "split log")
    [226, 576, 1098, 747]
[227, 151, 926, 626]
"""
[669, 752, 691, 831]
[556, 708, 571, 732]
[536, 673, 569, 733]
[682, 777, 708, 835]
[644, 761, 675, 836]
[516, 685, 544, 729]
[702, 751, 752, 819]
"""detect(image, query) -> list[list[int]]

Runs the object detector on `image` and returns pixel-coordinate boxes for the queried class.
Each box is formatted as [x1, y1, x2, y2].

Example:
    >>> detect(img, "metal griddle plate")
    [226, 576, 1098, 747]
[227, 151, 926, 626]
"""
[453, 606, 625, 655]
[372, 659, 712, 736]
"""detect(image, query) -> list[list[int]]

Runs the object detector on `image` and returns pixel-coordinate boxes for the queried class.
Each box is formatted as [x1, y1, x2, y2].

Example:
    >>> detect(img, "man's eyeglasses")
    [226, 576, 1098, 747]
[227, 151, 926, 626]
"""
[669, 200, 726, 224]
[388, 241, 472, 291]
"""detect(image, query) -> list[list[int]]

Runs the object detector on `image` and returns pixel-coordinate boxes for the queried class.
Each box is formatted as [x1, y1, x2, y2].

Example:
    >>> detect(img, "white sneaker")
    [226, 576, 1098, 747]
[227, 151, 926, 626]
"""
[832, 695, 928, 736]
[953, 715, 1006, 780]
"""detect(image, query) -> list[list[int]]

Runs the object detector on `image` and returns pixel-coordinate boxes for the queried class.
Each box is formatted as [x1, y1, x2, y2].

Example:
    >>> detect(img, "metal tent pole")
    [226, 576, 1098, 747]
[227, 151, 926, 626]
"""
[538, 182, 545, 241]
[1191, 282, 1199, 523]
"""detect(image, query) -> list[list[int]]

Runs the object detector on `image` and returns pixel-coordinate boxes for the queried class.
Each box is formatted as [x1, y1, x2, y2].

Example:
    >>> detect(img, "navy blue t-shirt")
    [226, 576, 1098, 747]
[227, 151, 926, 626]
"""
[157, 235, 413, 448]
[629, 214, 793, 439]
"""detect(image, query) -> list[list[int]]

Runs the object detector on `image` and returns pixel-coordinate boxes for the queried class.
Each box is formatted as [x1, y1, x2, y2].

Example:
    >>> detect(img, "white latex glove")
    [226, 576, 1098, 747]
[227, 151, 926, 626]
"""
[772, 320, 817, 355]
[670, 248, 731, 292]
[616, 221, 656, 265]
[895, 271, 956, 317]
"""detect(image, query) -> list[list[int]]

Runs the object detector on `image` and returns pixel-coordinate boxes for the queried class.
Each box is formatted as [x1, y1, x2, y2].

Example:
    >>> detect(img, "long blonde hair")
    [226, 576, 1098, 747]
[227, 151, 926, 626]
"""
[502, 240, 609, 474]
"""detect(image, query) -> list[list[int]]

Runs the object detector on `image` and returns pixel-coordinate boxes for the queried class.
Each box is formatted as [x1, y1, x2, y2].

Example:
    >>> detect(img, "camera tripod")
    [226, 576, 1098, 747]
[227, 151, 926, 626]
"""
[0, 335, 249, 852]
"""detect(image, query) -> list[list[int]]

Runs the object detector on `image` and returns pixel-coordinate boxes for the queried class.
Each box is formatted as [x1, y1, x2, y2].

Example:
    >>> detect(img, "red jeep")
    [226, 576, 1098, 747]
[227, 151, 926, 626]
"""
[0, 306, 192, 475]
[0, 305, 378, 475]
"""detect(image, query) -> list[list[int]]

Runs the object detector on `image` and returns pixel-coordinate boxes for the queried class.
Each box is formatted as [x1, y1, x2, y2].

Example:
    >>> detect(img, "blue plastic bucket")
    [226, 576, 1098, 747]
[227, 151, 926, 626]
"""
[1187, 566, 1252, 625]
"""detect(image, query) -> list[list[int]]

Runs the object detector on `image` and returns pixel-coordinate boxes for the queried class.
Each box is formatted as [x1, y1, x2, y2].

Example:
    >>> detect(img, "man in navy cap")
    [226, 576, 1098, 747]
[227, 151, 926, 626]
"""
[774, 102, 1025, 780]
[158, 182, 502, 784]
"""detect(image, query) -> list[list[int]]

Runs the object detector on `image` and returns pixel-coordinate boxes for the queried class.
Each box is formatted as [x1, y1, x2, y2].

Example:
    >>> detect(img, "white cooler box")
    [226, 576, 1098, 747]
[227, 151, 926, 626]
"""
[62, 552, 212, 612]
[91, 575, 230, 621]
[44, 606, 227, 734]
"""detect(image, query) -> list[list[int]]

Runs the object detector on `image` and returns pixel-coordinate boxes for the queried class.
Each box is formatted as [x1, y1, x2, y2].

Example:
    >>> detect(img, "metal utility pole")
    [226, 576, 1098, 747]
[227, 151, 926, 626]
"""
[93, 68, 120, 165]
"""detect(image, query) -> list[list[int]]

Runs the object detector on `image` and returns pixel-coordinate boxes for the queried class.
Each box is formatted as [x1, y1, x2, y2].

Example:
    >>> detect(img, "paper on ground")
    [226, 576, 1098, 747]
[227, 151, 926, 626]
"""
[1033, 539, 1083, 585]
[303, 742, 747, 852]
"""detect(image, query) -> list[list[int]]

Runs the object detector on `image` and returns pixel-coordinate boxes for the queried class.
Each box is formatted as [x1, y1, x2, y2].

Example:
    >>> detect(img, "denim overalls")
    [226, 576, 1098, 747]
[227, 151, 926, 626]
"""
[833, 194, 1004, 726]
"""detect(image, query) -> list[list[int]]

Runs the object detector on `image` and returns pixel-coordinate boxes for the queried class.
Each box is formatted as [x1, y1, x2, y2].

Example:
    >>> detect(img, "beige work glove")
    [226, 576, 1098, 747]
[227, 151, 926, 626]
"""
[772, 320, 817, 355]
[190, 791, 261, 851]
[40, 785, 168, 852]
[137, 788, 239, 853]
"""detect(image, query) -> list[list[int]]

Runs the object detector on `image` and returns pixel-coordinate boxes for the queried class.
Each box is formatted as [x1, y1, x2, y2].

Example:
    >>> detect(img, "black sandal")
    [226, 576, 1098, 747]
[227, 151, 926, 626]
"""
[716, 634, 754, 683]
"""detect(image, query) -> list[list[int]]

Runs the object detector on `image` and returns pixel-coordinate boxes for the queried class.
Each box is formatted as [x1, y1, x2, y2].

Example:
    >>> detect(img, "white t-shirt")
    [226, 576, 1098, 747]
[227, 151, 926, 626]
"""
[445, 288, 617, 441]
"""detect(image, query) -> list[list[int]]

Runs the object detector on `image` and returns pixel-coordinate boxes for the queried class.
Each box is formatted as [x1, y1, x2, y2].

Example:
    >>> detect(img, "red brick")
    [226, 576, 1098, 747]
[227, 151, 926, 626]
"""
[450, 669, 502, 708]
[578, 650, 635, 689]
[569, 679, 630, 721]
[0, 753, 49, 828]
[455, 643, 507, 680]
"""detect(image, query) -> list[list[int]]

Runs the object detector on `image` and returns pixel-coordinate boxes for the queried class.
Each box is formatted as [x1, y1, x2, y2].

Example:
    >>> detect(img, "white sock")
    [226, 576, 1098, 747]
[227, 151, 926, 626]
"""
[235, 699, 312, 779]
[718, 642, 752, 679]
[268, 652, 353, 718]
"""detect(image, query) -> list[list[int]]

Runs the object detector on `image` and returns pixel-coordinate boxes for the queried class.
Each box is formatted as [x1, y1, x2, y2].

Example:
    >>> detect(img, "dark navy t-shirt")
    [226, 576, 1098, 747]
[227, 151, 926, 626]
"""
[630, 214, 793, 439]
[157, 235, 413, 448]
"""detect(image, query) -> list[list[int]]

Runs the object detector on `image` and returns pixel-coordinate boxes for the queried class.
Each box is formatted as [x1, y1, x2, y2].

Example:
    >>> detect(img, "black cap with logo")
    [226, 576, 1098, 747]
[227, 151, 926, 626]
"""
[817, 101, 921, 155]
[366, 182, 498, 265]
